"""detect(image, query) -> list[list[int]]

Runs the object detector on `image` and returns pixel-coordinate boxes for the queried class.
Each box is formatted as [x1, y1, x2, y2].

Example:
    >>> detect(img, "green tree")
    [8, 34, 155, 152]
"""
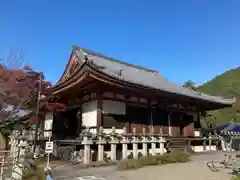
[183, 80, 196, 90]
[197, 67, 240, 125]
[231, 102, 240, 123]
[200, 111, 217, 129]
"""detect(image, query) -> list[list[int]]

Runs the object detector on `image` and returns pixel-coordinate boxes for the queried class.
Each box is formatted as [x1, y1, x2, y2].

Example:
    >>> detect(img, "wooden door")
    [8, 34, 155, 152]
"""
[182, 114, 194, 137]
[127, 105, 149, 134]
[183, 123, 194, 137]
[170, 112, 181, 137]
[152, 108, 169, 134]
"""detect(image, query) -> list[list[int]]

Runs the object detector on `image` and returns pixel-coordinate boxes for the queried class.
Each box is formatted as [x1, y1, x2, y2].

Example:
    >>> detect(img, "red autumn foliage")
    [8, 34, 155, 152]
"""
[0, 49, 66, 124]
[0, 66, 37, 107]
[0, 65, 41, 120]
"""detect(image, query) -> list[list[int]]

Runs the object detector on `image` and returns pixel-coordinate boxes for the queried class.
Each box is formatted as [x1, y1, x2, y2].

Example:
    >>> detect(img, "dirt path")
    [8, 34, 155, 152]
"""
[53, 152, 234, 180]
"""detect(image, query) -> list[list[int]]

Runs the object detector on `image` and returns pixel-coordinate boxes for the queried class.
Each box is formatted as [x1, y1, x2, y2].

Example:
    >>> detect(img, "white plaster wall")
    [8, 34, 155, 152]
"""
[82, 100, 97, 127]
[44, 112, 53, 137]
[102, 100, 126, 115]
[194, 130, 201, 137]
[192, 145, 217, 152]
[103, 128, 124, 134]
[104, 148, 167, 158]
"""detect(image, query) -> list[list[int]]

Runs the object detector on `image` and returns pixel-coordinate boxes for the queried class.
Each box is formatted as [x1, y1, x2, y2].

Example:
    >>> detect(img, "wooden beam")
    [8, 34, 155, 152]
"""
[89, 72, 223, 110]
[125, 95, 131, 133]
[96, 84, 195, 108]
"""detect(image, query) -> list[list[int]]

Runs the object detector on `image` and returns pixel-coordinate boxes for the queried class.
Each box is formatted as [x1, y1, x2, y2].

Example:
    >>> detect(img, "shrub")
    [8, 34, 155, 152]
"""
[22, 155, 46, 180]
[23, 167, 45, 180]
[139, 156, 158, 166]
[153, 151, 190, 164]
[117, 159, 143, 170]
[154, 154, 168, 164]
[231, 168, 240, 180]
[162, 151, 190, 163]
[117, 151, 190, 170]
[232, 176, 240, 180]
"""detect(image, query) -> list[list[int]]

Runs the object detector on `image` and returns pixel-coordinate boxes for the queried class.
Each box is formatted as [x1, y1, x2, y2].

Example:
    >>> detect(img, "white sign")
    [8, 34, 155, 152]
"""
[44, 112, 53, 137]
[44, 131, 52, 138]
[45, 141, 54, 154]
[44, 119, 53, 131]
[44, 112, 53, 131]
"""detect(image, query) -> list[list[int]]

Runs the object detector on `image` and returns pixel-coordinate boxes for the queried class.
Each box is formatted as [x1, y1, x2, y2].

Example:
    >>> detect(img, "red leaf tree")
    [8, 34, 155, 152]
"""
[0, 49, 40, 122]
[0, 49, 66, 127]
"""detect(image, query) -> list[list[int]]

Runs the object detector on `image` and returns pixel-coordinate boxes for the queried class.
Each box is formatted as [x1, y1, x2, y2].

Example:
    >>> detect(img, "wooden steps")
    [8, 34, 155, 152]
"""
[166, 138, 190, 152]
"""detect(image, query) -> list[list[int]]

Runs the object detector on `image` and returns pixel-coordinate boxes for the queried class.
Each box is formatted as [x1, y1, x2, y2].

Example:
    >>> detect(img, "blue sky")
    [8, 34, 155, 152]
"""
[0, 0, 239, 85]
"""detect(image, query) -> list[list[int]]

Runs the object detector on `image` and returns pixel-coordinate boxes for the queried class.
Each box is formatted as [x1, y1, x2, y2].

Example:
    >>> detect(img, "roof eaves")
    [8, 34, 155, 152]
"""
[74, 45, 236, 106]
[86, 61, 236, 106]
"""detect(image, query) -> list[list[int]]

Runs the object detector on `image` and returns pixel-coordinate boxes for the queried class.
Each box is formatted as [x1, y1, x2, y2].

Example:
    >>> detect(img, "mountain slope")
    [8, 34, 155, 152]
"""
[197, 67, 240, 125]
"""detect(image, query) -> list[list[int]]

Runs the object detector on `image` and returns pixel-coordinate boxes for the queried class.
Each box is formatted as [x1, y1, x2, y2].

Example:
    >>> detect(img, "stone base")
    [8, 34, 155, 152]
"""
[12, 164, 23, 180]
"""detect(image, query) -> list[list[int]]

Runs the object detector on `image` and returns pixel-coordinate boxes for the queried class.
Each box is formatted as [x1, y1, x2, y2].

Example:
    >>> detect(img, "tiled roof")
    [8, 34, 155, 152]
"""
[74, 45, 236, 105]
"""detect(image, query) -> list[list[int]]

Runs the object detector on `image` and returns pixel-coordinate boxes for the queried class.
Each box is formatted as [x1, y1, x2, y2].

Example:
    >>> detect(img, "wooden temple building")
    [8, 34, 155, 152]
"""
[47, 45, 236, 140]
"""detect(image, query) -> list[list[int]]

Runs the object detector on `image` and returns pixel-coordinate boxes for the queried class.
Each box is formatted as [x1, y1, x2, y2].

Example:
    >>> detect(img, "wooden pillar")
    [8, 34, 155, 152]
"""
[168, 112, 172, 136]
[125, 96, 131, 133]
[192, 112, 197, 122]
[76, 104, 82, 136]
[148, 100, 153, 133]
[97, 92, 103, 127]
[197, 112, 201, 123]
[180, 113, 183, 136]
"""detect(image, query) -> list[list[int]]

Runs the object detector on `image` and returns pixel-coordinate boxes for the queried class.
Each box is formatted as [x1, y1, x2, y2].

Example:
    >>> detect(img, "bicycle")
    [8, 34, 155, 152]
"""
[206, 134, 240, 172]
[207, 153, 238, 172]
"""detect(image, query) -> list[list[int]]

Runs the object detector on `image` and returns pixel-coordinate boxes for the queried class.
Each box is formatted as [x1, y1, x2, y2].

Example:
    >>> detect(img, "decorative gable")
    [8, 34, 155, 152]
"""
[60, 53, 80, 82]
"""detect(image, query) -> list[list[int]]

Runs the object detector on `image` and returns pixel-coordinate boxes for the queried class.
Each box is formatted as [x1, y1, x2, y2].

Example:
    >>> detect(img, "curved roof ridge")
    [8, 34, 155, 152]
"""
[74, 45, 159, 74]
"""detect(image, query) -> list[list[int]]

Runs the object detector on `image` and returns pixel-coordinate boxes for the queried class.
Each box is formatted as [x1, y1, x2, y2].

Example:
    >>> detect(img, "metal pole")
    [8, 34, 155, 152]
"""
[33, 72, 43, 154]
[46, 135, 51, 168]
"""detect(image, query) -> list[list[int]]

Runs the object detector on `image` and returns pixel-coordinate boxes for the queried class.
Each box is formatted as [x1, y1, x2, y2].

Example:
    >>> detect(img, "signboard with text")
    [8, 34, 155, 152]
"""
[45, 141, 54, 154]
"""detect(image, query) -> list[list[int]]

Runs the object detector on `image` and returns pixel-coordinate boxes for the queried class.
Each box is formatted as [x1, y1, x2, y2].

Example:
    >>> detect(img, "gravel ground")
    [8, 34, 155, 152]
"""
[53, 152, 235, 180]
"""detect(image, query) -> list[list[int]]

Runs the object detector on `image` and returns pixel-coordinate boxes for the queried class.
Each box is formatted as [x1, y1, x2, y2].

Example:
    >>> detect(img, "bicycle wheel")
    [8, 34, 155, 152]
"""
[207, 160, 226, 172]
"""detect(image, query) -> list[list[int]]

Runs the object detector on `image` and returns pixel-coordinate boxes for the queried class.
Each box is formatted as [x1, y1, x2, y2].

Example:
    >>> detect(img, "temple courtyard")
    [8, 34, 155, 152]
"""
[52, 152, 233, 180]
